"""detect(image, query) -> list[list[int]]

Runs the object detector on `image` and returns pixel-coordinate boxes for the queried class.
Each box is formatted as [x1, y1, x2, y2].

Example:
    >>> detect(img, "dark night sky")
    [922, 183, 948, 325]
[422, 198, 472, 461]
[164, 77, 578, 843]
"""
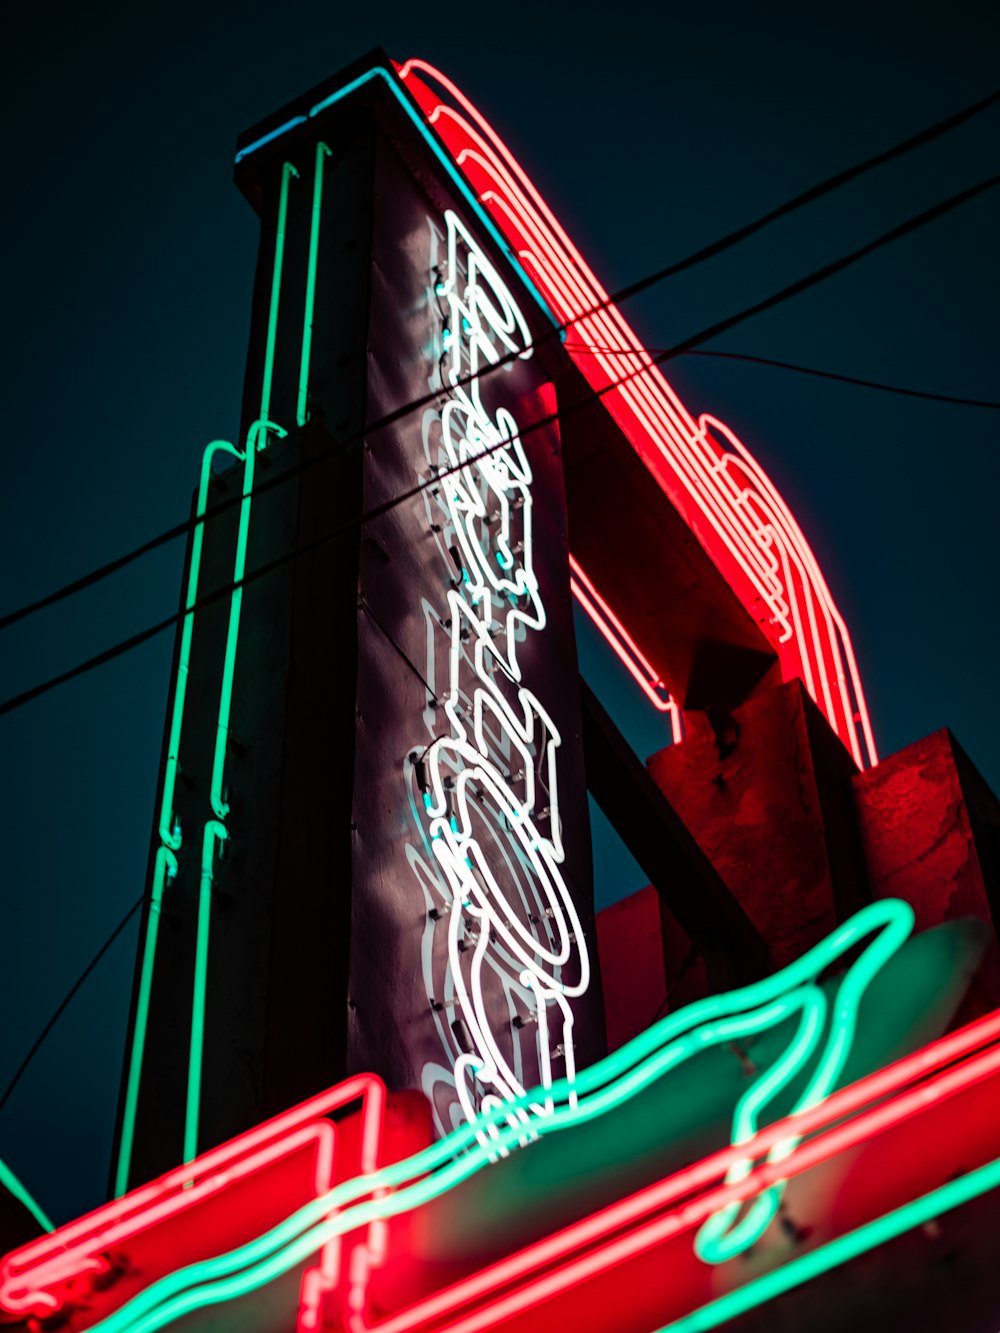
[1, 0, 997, 1227]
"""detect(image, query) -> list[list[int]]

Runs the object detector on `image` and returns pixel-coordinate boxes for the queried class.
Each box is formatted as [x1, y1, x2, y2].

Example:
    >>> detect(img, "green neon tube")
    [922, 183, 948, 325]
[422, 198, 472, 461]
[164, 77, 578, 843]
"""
[296, 142, 332, 427]
[85, 902, 915, 1333]
[120, 160, 296, 1192]
[159, 441, 243, 848]
[0, 1155, 54, 1234]
[116, 438, 240, 1198]
[210, 158, 297, 820]
[197, 162, 296, 1164]
[88, 993, 819, 1333]
[115, 847, 178, 1198]
[657, 1153, 1000, 1333]
[696, 890, 910, 1262]
[183, 822, 228, 1165]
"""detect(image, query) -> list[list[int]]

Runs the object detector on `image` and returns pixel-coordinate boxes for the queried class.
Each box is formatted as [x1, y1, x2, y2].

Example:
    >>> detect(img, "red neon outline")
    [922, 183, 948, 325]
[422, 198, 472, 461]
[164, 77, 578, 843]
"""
[0, 1075, 387, 1326]
[371, 1008, 1000, 1331]
[5, 1016, 1000, 1330]
[395, 59, 877, 769]
[569, 555, 684, 742]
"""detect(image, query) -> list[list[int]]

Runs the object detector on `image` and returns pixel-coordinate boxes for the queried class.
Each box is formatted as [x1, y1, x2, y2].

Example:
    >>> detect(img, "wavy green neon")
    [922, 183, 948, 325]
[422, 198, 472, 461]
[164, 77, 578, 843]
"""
[87, 901, 915, 1333]
[183, 822, 228, 1165]
[88, 996, 817, 1333]
[695, 888, 911, 1262]
[0, 1156, 54, 1234]
[656, 1153, 1000, 1333]
[296, 141, 332, 427]
[115, 437, 241, 1198]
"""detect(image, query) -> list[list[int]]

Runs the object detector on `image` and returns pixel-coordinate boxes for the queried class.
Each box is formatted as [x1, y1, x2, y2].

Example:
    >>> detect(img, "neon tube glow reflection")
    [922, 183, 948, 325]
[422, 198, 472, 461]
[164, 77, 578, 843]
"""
[31, 901, 985, 1333]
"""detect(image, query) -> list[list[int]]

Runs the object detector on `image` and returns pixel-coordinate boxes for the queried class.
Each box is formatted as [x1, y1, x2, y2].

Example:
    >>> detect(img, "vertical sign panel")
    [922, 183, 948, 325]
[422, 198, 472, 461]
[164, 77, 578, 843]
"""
[350, 122, 605, 1139]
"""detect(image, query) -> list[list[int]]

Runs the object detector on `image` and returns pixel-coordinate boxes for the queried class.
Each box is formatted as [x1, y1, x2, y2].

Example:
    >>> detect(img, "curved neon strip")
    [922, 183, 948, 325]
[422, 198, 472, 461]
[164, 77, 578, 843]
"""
[396, 58, 877, 768]
[0, 1156, 53, 1235]
[72, 902, 916, 1333]
[91, 1031, 1000, 1333]
[397, 1042, 1000, 1333]
[367, 1016, 1000, 1332]
[20, 999, 997, 1328]
[657, 1155, 1000, 1333]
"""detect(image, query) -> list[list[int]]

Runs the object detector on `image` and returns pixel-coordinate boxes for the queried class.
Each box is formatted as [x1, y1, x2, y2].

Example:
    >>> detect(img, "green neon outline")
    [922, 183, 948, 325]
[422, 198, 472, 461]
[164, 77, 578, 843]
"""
[0, 1156, 54, 1234]
[118, 161, 297, 1195]
[196, 161, 296, 1164]
[84, 995, 818, 1333]
[183, 822, 228, 1164]
[656, 1153, 1000, 1333]
[695, 886, 910, 1262]
[296, 141, 332, 427]
[86, 902, 924, 1333]
[159, 441, 244, 847]
[115, 847, 178, 1198]
[115, 438, 241, 1198]
[210, 158, 298, 821]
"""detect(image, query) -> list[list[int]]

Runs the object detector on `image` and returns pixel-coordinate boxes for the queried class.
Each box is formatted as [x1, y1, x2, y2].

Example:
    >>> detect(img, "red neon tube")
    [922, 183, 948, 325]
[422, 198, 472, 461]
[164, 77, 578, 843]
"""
[0, 1075, 387, 1323]
[396, 59, 877, 770]
[372, 1008, 1000, 1330]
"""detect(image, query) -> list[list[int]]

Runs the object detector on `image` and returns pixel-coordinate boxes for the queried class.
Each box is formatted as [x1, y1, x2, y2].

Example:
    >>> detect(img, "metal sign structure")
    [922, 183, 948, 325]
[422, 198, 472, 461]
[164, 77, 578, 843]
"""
[3, 906, 1000, 1332]
[5, 47, 996, 1333]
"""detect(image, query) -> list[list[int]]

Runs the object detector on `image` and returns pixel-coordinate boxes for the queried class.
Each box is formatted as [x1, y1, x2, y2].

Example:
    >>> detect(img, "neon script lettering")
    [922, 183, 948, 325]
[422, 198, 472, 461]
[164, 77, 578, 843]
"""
[414, 210, 590, 1150]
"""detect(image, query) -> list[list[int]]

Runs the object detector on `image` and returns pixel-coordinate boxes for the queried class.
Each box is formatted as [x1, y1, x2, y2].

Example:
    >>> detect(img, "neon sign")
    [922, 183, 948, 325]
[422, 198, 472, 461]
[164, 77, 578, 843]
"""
[396, 58, 877, 769]
[230, 59, 877, 762]
[413, 209, 591, 1147]
[5, 903, 999, 1333]
[116, 163, 297, 1196]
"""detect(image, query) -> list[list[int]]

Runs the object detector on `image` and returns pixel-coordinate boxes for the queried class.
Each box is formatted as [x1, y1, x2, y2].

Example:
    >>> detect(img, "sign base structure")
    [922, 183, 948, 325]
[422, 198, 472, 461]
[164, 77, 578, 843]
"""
[4, 909, 1000, 1333]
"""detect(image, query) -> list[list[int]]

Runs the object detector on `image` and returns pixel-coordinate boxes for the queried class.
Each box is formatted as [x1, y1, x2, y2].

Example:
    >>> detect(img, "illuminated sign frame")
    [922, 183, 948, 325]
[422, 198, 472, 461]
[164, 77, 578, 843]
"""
[68, 49, 992, 1333]
[5, 912, 1000, 1333]
[397, 58, 876, 769]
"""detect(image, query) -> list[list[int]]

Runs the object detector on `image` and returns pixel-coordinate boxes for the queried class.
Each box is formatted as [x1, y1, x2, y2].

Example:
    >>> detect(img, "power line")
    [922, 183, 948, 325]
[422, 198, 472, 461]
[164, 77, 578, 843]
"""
[0, 171, 997, 720]
[645, 174, 998, 371]
[609, 83, 1000, 309]
[2, 85, 998, 637]
[0, 897, 143, 1115]
[565, 346, 1000, 410]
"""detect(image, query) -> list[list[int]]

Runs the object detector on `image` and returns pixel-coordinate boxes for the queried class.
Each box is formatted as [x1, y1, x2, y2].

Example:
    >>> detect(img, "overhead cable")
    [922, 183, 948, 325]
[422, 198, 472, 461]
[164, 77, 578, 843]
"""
[2, 84, 998, 635]
[1, 171, 996, 720]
